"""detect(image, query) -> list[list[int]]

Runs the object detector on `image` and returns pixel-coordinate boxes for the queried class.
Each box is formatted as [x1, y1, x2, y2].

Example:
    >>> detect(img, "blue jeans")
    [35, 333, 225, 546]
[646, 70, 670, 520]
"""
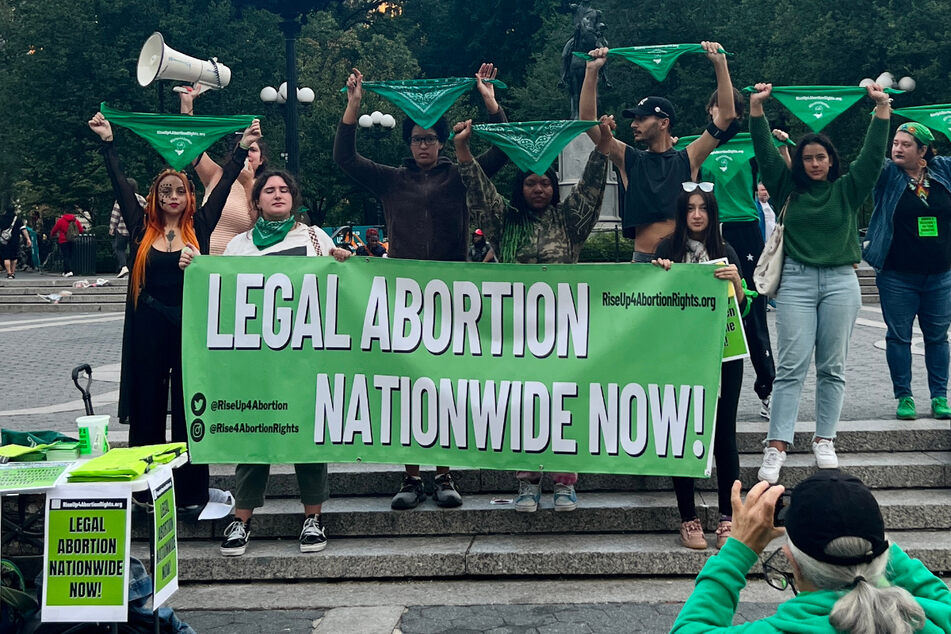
[876, 268, 951, 399]
[768, 258, 861, 445]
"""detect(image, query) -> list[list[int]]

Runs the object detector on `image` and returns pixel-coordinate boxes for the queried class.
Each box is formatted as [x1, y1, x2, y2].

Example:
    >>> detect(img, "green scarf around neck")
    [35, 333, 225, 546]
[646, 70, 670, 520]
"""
[100, 103, 257, 170]
[252, 216, 295, 250]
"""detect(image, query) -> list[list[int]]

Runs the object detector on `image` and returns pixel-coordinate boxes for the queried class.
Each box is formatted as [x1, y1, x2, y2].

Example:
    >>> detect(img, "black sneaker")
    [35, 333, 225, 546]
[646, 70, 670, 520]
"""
[299, 514, 328, 553]
[390, 475, 425, 510]
[433, 472, 463, 508]
[220, 518, 251, 557]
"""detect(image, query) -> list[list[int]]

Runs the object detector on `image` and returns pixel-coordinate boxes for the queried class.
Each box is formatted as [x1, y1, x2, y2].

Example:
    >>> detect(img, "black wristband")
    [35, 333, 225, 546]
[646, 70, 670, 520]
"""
[707, 119, 741, 146]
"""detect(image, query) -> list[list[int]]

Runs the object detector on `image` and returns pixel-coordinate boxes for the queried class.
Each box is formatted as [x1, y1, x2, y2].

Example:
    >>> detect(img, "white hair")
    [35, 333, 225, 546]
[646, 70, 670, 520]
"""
[788, 538, 925, 634]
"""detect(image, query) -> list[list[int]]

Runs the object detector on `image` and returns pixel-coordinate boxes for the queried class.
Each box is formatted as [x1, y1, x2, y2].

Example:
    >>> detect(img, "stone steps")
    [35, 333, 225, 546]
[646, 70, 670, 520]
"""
[143, 530, 951, 582]
[148, 488, 951, 542]
[856, 266, 879, 304]
[0, 277, 127, 312]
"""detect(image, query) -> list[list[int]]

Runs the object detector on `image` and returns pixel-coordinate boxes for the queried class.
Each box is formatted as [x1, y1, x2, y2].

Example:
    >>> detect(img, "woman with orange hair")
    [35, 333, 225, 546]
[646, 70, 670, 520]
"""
[88, 111, 261, 514]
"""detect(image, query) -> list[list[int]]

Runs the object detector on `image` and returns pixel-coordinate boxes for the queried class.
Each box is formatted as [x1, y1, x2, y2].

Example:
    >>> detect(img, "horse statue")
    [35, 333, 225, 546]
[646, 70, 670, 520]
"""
[560, 2, 611, 119]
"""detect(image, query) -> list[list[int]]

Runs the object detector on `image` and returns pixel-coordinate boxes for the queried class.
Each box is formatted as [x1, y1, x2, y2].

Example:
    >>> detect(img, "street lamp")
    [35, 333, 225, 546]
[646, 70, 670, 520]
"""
[261, 82, 315, 166]
[860, 73, 916, 91]
[357, 111, 395, 225]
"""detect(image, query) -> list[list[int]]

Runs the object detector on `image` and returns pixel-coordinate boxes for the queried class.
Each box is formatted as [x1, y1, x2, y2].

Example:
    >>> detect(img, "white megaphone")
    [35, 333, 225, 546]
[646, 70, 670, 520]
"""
[136, 32, 232, 95]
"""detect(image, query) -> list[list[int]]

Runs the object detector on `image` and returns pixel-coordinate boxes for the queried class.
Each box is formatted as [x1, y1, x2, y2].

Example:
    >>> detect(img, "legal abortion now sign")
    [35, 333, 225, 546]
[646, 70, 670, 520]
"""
[182, 257, 729, 478]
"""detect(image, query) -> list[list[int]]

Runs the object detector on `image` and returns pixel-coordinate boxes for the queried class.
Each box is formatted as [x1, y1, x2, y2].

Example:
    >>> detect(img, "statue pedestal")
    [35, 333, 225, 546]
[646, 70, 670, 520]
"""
[558, 134, 620, 227]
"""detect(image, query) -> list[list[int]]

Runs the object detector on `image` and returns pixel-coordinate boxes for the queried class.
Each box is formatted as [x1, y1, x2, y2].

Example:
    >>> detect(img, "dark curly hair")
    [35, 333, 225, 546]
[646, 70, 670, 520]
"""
[402, 116, 450, 145]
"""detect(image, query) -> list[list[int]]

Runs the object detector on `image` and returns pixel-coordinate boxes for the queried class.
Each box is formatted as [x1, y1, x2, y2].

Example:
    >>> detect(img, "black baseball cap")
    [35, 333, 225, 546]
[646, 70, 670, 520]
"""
[781, 470, 889, 566]
[622, 96, 677, 126]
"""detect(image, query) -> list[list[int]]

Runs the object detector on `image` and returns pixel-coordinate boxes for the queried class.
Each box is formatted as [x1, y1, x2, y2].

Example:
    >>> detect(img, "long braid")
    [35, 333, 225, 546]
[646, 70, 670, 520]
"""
[500, 199, 535, 264]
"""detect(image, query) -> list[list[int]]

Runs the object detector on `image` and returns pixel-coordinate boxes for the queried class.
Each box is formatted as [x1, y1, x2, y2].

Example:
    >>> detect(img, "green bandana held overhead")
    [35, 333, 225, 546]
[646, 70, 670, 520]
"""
[340, 77, 507, 130]
[674, 133, 794, 184]
[100, 103, 257, 171]
[893, 105, 950, 142]
[251, 216, 296, 250]
[573, 44, 732, 82]
[743, 86, 902, 132]
[468, 120, 599, 174]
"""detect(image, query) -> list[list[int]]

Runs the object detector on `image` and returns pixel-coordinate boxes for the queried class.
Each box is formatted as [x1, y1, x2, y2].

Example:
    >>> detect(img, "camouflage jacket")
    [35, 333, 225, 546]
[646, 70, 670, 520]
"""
[458, 150, 608, 264]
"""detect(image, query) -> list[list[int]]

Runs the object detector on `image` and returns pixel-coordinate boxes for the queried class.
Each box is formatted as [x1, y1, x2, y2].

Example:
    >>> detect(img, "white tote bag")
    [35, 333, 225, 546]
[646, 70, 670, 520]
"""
[753, 200, 788, 296]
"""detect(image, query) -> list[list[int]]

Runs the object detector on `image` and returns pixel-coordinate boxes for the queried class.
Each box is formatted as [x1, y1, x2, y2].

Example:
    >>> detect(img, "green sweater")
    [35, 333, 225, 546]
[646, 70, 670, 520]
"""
[671, 539, 951, 633]
[750, 114, 888, 266]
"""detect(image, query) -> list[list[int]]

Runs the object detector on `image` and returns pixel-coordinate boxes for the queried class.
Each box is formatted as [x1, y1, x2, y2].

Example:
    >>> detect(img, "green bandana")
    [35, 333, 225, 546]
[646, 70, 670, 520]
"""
[573, 44, 732, 82]
[100, 103, 256, 171]
[893, 105, 951, 142]
[251, 216, 295, 250]
[743, 86, 901, 132]
[342, 77, 507, 130]
[675, 133, 794, 184]
[469, 120, 598, 174]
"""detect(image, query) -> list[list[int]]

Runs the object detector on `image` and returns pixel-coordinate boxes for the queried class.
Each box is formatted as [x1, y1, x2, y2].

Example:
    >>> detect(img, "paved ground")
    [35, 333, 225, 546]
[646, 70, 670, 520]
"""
[0, 304, 940, 632]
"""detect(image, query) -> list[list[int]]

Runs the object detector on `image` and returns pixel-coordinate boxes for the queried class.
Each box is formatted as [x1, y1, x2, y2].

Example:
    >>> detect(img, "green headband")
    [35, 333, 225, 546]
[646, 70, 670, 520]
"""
[897, 122, 935, 146]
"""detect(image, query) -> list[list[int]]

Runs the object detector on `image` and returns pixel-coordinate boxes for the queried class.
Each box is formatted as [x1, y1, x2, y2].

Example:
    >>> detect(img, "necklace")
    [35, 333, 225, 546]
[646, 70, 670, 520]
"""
[908, 167, 930, 206]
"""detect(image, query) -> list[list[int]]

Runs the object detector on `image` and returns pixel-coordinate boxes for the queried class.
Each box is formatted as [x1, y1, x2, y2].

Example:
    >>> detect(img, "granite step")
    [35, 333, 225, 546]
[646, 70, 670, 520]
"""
[0, 302, 124, 313]
[105, 420, 951, 454]
[202, 451, 951, 497]
[135, 488, 951, 542]
[148, 529, 951, 582]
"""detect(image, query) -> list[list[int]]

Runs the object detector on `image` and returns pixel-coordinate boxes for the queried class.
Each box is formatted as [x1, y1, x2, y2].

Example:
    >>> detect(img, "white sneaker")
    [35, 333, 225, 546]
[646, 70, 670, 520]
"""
[759, 396, 771, 420]
[117, 266, 129, 278]
[63, 271, 73, 277]
[758, 447, 786, 484]
[812, 439, 839, 469]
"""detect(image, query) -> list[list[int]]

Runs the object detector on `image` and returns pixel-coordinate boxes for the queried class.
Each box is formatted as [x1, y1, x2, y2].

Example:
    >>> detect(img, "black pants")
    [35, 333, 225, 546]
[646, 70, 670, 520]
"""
[673, 359, 743, 520]
[113, 234, 129, 270]
[60, 241, 74, 274]
[722, 220, 775, 399]
[127, 302, 209, 507]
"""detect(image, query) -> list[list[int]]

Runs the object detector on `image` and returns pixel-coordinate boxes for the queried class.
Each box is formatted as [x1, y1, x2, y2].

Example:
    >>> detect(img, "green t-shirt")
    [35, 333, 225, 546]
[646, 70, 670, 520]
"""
[701, 162, 756, 223]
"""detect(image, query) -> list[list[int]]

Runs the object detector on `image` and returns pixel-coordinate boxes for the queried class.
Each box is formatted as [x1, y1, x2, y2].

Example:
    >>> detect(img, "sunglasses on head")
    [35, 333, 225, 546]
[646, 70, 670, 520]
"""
[682, 181, 714, 193]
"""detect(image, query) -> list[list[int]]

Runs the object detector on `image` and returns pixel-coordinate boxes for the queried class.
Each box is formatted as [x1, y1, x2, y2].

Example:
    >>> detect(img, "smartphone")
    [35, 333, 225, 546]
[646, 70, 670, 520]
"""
[773, 491, 791, 526]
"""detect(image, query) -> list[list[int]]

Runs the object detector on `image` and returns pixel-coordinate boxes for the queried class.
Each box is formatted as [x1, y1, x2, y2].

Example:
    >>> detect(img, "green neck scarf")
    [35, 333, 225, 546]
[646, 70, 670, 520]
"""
[469, 120, 598, 174]
[251, 217, 295, 250]
[893, 104, 951, 142]
[743, 86, 902, 132]
[675, 133, 794, 184]
[342, 77, 507, 129]
[100, 103, 257, 171]
[574, 44, 732, 81]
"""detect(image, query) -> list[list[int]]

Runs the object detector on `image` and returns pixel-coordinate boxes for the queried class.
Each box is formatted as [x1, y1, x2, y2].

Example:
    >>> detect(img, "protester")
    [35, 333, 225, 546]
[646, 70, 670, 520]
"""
[749, 82, 890, 484]
[864, 122, 951, 421]
[701, 89, 775, 420]
[22, 220, 40, 271]
[334, 63, 509, 510]
[48, 210, 84, 277]
[0, 206, 30, 279]
[652, 184, 745, 548]
[455, 115, 612, 511]
[468, 229, 497, 263]
[579, 42, 738, 261]
[180, 88, 268, 254]
[355, 227, 387, 257]
[756, 182, 776, 243]
[109, 178, 143, 278]
[180, 169, 352, 556]
[88, 110, 261, 515]
[671, 472, 951, 632]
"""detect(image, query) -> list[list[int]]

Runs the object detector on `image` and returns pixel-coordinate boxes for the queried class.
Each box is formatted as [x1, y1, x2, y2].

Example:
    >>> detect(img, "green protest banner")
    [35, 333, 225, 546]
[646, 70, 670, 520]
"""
[722, 294, 749, 362]
[0, 461, 71, 493]
[42, 483, 132, 623]
[148, 467, 177, 608]
[182, 258, 729, 478]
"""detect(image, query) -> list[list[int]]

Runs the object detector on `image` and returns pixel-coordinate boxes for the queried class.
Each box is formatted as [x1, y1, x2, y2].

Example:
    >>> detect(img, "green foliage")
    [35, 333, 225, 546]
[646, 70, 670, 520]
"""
[578, 228, 634, 263]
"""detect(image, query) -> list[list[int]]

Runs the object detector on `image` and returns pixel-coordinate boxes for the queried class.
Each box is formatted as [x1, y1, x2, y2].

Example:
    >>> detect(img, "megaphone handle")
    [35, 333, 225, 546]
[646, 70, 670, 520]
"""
[173, 83, 213, 96]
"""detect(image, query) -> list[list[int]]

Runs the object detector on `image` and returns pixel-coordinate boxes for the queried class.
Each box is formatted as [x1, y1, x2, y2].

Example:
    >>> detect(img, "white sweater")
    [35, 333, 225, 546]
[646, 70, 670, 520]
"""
[223, 223, 336, 257]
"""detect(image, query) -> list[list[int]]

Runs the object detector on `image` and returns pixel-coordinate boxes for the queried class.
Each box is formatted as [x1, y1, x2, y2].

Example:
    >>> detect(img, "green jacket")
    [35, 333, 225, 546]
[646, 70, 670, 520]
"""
[750, 114, 888, 267]
[672, 539, 951, 633]
[458, 149, 608, 264]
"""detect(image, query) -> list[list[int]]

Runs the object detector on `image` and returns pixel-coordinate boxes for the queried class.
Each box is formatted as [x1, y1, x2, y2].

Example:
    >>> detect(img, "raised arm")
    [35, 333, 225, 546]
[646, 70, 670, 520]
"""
[748, 84, 793, 206]
[562, 116, 613, 244]
[454, 119, 505, 256]
[772, 128, 794, 169]
[579, 48, 626, 170]
[194, 119, 259, 248]
[685, 41, 738, 175]
[472, 62, 510, 178]
[841, 83, 891, 207]
[333, 68, 398, 195]
[88, 112, 145, 238]
[179, 87, 223, 188]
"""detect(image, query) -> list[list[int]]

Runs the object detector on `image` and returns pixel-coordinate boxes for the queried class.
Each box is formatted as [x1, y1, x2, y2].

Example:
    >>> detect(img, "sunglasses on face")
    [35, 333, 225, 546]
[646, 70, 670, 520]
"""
[682, 181, 714, 193]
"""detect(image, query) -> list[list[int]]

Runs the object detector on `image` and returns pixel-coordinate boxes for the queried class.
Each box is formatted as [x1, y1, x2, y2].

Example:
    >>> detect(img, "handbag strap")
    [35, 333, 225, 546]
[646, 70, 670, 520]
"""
[307, 226, 323, 256]
[776, 197, 790, 225]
